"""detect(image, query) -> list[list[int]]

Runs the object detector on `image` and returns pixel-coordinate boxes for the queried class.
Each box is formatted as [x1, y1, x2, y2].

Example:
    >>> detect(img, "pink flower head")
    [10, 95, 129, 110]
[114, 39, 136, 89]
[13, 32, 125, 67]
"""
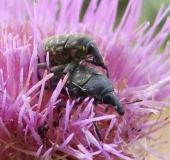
[0, 0, 170, 159]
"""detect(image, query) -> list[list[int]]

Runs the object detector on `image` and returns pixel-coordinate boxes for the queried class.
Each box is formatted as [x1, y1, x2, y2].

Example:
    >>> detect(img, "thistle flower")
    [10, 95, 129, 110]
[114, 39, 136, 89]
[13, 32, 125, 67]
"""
[0, 0, 170, 159]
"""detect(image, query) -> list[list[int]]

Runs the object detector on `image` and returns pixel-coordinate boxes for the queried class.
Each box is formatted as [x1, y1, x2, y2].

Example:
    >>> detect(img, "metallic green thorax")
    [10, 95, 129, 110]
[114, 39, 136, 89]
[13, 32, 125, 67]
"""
[43, 34, 91, 66]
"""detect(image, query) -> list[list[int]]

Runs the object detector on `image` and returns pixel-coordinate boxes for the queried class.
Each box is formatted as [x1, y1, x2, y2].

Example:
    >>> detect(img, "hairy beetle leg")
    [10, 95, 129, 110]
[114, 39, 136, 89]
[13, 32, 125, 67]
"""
[49, 64, 67, 89]
[37, 62, 47, 80]
[105, 66, 109, 78]
[93, 122, 103, 141]
[37, 62, 48, 69]
[85, 59, 109, 78]
[37, 63, 53, 90]
[50, 62, 76, 76]
[63, 62, 77, 74]
[93, 108, 103, 141]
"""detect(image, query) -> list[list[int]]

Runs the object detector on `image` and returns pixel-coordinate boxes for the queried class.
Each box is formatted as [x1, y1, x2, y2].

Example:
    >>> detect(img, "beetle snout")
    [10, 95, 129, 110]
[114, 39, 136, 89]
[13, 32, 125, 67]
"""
[93, 58, 109, 78]
[103, 92, 125, 115]
[114, 105, 125, 115]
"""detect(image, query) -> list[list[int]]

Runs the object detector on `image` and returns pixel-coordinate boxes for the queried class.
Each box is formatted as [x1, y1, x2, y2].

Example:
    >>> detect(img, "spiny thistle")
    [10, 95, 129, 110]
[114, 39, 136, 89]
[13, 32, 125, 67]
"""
[0, 0, 170, 159]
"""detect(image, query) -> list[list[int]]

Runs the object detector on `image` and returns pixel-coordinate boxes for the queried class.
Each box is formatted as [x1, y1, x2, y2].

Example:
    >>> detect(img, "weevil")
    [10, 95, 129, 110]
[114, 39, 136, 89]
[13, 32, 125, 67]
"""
[38, 34, 109, 77]
[50, 64, 125, 116]
[38, 65, 124, 141]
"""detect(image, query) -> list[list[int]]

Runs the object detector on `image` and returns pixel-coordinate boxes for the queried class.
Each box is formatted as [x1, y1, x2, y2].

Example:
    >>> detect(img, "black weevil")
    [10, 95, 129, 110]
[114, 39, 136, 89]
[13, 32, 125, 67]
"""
[50, 64, 125, 116]
[38, 34, 109, 77]
[38, 65, 124, 141]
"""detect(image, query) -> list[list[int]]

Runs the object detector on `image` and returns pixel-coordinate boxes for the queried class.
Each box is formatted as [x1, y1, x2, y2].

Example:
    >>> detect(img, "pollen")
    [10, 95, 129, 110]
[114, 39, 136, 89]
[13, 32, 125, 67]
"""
[82, 46, 85, 51]
[49, 39, 54, 45]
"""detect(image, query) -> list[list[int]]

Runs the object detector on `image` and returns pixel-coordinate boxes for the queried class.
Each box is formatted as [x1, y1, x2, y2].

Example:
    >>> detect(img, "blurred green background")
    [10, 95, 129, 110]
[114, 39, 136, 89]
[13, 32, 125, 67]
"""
[120, 1, 170, 159]
[118, 0, 170, 44]
[117, 0, 170, 23]
[81, 0, 170, 46]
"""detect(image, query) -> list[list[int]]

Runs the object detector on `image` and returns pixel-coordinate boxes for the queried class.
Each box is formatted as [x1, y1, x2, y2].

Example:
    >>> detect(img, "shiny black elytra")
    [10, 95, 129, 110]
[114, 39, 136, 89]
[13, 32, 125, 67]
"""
[50, 64, 125, 116]
[38, 34, 109, 77]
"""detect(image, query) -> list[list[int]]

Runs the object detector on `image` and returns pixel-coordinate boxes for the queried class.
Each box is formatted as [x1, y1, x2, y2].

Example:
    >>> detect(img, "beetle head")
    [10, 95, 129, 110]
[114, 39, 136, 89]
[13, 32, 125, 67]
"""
[103, 92, 125, 115]
[86, 41, 109, 77]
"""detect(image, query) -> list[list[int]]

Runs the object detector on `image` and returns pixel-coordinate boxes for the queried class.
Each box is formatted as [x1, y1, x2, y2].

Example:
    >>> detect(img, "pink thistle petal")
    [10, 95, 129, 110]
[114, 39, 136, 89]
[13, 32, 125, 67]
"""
[72, 115, 116, 127]
[78, 98, 94, 121]
[53, 144, 92, 159]
[59, 133, 74, 149]
[41, 147, 53, 159]
[103, 144, 133, 160]
[0, 0, 170, 159]
[77, 143, 93, 158]
[82, 128, 112, 160]
[104, 118, 117, 140]
[36, 145, 43, 157]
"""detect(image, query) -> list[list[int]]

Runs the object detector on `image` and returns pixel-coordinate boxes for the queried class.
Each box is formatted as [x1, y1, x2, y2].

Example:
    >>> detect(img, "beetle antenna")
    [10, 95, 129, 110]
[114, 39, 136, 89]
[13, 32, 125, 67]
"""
[72, 82, 87, 91]
[126, 99, 143, 104]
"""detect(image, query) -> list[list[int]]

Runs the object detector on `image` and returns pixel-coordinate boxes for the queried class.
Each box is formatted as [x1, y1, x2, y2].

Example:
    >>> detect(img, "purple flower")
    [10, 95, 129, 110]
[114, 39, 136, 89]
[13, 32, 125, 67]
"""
[0, 0, 170, 159]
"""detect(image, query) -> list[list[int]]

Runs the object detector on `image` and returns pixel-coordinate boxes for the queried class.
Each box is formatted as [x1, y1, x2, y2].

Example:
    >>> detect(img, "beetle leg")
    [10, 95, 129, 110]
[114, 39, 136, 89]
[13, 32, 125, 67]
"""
[93, 107, 103, 141]
[85, 59, 109, 78]
[50, 64, 67, 73]
[37, 62, 47, 69]
[38, 126, 49, 140]
[50, 65, 67, 89]
[63, 62, 76, 74]
[93, 122, 103, 141]
[104, 66, 109, 78]
[37, 63, 47, 80]
[50, 62, 75, 87]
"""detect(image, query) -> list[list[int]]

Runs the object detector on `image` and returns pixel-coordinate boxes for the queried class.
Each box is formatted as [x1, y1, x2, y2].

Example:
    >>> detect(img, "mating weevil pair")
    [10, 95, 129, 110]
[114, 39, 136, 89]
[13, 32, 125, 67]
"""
[38, 33, 125, 141]
[38, 34, 109, 77]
